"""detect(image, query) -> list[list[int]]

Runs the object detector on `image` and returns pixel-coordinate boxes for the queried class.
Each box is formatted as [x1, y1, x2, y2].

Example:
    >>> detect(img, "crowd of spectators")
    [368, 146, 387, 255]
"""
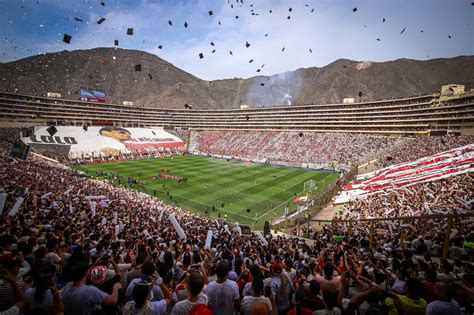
[190, 131, 406, 169]
[166, 130, 189, 145]
[1, 128, 473, 315]
[339, 173, 473, 260]
[378, 136, 474, 168]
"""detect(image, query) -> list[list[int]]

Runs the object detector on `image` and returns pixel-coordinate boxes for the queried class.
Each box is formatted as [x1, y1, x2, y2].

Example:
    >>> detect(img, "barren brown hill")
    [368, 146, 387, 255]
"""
[1, 48, 473, 108]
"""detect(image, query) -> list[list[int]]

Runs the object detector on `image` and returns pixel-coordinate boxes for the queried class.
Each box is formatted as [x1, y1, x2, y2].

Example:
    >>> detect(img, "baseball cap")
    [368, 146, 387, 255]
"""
[271, 263, 283, 275]
[89, 265, 108, 286]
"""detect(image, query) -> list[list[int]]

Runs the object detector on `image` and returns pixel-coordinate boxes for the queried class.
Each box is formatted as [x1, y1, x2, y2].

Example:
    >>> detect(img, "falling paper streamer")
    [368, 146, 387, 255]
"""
[143, 229, 150, 237]
[101, 217, 107, 226]
[8, 197, 24, 217]
[41, 192, 52, 199]
[169, 215, 186, 240]
[159, 209, 164, 221]
[205, 230, 213, 249]
[255, 231, 268, 246]
[113, 212, 118, 224]
[215, 219, 220, 228]
[90, 201, 96, 217]
[64, 188, 73, 196]
[236, 225, 242, 236]
[0, 193, 7, 215]
[69, 204, 73, 213]
[85, 195, 106, 200]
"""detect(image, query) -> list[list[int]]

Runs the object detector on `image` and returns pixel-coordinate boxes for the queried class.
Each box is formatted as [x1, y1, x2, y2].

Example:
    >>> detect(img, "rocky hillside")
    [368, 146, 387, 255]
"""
[1, 48, 472, 108]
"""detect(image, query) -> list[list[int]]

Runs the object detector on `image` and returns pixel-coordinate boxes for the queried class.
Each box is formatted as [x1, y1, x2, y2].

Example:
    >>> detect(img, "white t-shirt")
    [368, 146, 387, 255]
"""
[284, 269, 297, 282]
[206, 279, 239, 315]
[122, 300, 167, 315]
[0, 306, 20, 315]
[171, 294, 209, 315]
[314, 308, 342, 315]
[25, 288, 54, 314]
[240, 296, 272, 315]
[426, 300, 462, 315]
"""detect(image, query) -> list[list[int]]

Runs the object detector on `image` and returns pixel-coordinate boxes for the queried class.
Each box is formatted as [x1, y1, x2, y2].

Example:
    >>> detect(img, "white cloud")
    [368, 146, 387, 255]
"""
[3, 0, 472, 81]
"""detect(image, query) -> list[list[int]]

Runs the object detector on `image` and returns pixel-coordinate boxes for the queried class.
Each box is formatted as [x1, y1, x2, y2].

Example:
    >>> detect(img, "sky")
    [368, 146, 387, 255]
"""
[0, 0, 472, 80]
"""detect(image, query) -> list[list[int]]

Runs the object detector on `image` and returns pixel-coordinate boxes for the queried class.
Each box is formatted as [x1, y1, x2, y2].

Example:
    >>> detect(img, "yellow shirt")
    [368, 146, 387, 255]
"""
[384, 295, 427, 315]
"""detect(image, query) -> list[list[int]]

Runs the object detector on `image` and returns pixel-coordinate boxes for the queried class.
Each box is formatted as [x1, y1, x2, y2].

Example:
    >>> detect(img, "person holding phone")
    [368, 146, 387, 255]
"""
[61, 261, 123, 315]
[25, 263, 63, 315]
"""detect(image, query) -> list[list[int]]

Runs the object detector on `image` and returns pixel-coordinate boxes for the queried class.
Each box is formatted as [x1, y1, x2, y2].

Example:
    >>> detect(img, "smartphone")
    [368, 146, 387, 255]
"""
[264, 285, 271, 298]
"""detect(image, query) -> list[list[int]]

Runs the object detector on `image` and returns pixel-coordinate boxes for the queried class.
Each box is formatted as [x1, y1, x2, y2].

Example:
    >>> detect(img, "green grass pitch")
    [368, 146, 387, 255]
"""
[77, 155, 339, 229]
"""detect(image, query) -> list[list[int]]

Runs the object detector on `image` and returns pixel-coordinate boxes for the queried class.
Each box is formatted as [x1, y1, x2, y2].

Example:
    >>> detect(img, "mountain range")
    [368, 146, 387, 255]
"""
[1, 48, 473, 109]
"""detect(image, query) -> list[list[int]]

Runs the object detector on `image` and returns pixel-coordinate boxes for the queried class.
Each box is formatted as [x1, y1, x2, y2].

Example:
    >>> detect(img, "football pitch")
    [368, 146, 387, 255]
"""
[77, 155, 339, 229]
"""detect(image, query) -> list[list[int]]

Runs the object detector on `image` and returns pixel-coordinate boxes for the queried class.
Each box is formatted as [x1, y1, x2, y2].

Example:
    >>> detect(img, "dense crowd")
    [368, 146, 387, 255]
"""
[339, 173, 473, 255]
[0, 128, 473, 315]
[378, 136, 474, 168]
[166, 130, 189, 145]
[190, 131, 406, 169]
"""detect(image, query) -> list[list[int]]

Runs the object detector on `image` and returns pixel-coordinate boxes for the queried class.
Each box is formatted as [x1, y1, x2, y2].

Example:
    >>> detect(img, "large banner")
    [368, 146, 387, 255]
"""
[21, 126, 184, 158]
[80, 88, 107, 103]
[335, 144, 473, 203]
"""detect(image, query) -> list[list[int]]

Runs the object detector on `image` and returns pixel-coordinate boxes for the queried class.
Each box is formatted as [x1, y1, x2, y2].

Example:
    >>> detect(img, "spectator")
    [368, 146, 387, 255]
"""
[122, 281, 171, 315]
[0, 268, 27, 315]
[171, 272, 208, 315]
[426, 283, 462, 315]
[314, 263, 341, 294]
[25, 263, 63, 315]
[385, 277, 427, 315]
[125, 262, 164, 302]
[240, 278, 274, 315]
[0, 257, 27, 312]
[207, 261, 240, 314]
[270, 263, 294, 315]
[287, 290, 313, 315]
[61, 261, 122, 315]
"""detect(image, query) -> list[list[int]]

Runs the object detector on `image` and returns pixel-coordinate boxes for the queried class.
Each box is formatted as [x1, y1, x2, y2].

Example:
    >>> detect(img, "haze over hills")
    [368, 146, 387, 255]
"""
[0, 48, 473, 109]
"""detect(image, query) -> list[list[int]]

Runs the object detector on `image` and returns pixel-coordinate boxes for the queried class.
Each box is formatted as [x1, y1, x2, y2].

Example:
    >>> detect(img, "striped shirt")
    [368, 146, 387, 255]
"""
[0, 281, 28, 312]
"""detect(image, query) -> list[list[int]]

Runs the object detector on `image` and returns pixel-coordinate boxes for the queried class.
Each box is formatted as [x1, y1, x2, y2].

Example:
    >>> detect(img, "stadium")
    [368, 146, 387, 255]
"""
[0, 1, 473, 315]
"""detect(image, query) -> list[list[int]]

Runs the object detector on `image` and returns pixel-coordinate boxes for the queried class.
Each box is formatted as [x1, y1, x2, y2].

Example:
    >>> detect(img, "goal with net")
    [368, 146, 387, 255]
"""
[303, 179, 317, 192]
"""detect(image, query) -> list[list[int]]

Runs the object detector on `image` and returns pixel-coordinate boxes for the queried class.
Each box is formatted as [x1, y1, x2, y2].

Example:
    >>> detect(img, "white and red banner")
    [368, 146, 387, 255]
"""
[293, 195, 308, 203]
[21, 126, 184, 159]
[336, 144, 473, 203]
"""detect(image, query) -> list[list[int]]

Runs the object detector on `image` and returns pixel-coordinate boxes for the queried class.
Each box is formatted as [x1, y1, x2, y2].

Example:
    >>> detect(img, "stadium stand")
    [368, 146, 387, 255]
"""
[0, 126, 473, 315]
[0, 92, 473, 135]
[189, 130, 407, 170]
[0, 89, 473, 315]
